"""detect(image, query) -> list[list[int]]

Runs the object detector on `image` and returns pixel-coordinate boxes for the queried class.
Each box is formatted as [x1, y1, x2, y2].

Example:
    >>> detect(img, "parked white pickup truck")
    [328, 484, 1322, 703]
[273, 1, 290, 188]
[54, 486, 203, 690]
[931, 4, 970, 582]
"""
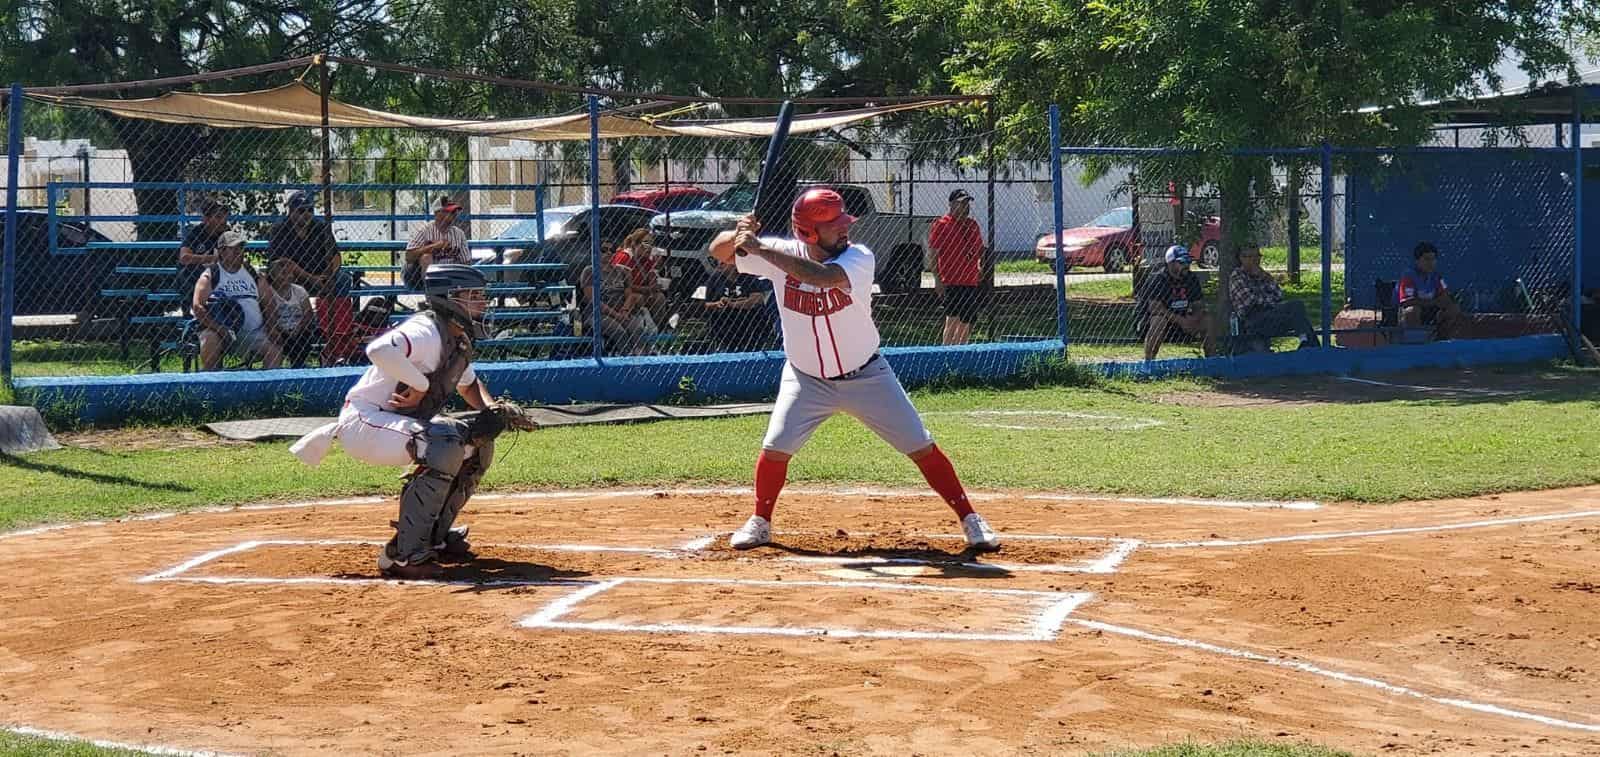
[649, 182, 939, 297]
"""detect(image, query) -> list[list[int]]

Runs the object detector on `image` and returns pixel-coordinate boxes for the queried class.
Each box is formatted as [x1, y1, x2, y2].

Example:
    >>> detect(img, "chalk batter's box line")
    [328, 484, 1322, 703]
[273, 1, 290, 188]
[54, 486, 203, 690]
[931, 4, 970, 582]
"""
[139, 529, 1138, 585]
[518, 576, 1094, 642]
[136, 538, 691, 586]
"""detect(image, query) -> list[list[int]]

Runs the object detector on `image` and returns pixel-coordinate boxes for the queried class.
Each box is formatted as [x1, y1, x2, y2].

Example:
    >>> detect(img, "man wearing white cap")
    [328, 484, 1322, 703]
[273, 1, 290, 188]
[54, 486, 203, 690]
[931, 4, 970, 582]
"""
[192, 230, 282, 370]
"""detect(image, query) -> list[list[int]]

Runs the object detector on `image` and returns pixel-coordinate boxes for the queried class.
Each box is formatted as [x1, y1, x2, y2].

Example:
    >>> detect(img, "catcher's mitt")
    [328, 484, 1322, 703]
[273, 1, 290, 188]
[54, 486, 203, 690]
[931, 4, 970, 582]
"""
[452, 401, 540, 446]
[490, 400, 540, 432]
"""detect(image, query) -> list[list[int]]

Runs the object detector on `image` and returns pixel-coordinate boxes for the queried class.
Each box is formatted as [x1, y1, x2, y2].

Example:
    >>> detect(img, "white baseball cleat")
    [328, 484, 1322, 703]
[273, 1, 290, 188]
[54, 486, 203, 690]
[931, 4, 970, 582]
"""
[729, 515, 772, 550]
[961, 513, 1001, 552]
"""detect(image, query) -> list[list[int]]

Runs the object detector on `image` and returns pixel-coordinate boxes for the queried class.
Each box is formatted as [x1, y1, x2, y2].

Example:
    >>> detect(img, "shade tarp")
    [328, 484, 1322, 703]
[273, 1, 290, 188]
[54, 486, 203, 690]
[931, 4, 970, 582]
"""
[30, 82, 958, 140]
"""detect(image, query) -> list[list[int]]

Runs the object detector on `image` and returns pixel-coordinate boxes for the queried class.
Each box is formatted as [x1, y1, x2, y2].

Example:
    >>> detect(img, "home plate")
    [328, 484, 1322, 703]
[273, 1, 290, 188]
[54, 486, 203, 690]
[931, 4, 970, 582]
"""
[818, 565, 936, 579]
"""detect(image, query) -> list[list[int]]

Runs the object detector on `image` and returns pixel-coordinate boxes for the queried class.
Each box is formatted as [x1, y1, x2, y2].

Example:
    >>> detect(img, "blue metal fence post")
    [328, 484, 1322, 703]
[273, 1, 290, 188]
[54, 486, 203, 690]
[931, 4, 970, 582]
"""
[534, 184, 546, 245]
[1320, 141, 1334, 346]
[1574, 87, 1584, 335]
[46, 183, 57, 257]
[2, 83, 23, 383]
[588, 95, 604, 362]
[1048, 105, 1068, 354]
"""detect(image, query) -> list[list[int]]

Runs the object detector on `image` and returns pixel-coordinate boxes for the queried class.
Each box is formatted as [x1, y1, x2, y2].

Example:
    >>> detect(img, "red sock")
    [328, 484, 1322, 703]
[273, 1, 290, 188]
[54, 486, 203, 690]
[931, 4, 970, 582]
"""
[754, 451, 788, 520]
[915, 445, 974, 518]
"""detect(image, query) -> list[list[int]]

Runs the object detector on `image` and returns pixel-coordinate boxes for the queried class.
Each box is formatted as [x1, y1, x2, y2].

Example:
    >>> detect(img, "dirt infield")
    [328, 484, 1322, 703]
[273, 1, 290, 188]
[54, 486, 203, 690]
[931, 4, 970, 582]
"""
[4, 487, 1600, 756]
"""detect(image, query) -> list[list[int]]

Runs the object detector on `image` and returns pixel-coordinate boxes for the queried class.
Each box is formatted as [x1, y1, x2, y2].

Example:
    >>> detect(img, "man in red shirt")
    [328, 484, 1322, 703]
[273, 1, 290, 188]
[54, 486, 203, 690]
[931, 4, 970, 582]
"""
[929, 189, 985, 344]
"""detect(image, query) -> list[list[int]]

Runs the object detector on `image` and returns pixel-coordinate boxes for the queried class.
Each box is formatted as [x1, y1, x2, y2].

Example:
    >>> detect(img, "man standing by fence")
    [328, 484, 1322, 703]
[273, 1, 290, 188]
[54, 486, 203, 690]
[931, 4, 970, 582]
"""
[930, 189, 985, 345]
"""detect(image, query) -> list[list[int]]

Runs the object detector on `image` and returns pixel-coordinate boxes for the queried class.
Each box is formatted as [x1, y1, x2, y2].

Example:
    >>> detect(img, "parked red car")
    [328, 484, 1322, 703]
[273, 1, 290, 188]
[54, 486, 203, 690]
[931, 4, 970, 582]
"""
[610, 186, 716, 213]
[1034, 206, 1224, 271]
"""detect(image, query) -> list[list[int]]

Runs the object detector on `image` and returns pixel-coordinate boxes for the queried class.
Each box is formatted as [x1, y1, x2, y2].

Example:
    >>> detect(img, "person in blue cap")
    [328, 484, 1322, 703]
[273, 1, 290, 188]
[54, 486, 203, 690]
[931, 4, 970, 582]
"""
[1137, 244, 1215, 359]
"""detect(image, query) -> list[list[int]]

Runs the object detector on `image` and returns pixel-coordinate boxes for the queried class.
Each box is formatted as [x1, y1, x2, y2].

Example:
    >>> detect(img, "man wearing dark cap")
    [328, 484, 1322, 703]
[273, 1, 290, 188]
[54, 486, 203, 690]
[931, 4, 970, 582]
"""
[929, 188, 985, 345]
[176, 199, 230, 312]
[267, 190, 354, 363]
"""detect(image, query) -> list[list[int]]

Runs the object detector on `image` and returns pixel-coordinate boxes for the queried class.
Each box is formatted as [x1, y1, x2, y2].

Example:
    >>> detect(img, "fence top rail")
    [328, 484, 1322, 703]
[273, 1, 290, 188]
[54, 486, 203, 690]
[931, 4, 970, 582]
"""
[49, 181, 549, 192]
[1058, 145, 1577, 157]
[78, 239, 555, 251]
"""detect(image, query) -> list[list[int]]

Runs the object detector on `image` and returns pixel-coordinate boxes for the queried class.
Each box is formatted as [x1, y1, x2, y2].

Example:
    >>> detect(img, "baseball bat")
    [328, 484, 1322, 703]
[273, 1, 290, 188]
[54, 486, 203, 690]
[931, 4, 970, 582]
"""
[741, 100, 795, 254]
[1517, 278, 1600, 366]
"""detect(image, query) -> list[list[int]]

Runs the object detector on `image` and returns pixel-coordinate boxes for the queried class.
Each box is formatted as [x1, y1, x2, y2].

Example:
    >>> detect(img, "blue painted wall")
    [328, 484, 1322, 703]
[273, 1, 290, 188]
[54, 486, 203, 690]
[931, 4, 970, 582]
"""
[14, 336, 1565, 426]
[1345, 151, 1579, 311]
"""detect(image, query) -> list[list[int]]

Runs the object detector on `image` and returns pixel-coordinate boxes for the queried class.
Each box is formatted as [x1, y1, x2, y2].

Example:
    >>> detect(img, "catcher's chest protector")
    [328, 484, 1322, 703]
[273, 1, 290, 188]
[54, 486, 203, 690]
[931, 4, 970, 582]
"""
[407, 310, 476, 420]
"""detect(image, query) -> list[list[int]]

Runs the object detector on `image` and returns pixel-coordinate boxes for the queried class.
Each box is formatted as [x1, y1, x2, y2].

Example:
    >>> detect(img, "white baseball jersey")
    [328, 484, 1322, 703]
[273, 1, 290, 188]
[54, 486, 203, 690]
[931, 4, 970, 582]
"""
[737, 236, 878, 379]
[344, 314, 478, 410]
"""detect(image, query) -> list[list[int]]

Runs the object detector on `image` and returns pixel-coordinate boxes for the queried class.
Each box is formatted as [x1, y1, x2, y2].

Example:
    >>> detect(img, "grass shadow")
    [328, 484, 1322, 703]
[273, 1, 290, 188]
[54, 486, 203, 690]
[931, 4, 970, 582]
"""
[0, 451, 194, 492]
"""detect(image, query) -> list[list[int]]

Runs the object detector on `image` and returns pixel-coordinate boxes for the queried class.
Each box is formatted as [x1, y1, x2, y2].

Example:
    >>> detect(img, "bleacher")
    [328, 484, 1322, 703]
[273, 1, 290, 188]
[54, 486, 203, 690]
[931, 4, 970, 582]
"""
[96, 238, 585, 371]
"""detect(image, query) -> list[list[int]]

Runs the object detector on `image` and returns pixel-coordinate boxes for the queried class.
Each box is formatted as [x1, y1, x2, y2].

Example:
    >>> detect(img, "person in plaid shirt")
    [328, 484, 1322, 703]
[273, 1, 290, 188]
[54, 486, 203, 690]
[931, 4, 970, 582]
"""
[1229, 245, 1320, 350]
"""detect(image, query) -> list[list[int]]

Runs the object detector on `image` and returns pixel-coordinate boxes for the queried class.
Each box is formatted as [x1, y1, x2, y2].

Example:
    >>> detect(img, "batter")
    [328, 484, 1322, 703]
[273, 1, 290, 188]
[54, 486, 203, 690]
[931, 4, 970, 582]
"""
[708, 188, 1001, 551]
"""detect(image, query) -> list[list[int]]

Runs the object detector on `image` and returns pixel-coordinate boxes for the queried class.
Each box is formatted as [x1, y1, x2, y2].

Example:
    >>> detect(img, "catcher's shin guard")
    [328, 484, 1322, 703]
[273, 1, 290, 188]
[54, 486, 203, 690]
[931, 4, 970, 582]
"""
[388, 419, 469, 564]
[432, 438, 493, 554]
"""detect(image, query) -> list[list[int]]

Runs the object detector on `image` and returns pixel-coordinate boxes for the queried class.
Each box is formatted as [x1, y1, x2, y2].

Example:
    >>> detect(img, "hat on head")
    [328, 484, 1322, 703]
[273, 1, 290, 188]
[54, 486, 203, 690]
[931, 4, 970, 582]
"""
[201, 199, 229, 217]
[1164, 244, 1191, 264]
[431, 195, 463, 214]
[218, 230, 247, 249]
[286, 190, 315, 211]
[949, 188, 974, 203]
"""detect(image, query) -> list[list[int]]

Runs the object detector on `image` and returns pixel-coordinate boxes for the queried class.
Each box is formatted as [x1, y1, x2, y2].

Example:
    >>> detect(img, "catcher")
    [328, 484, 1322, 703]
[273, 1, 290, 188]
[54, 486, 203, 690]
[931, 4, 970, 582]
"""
[290, 263, 537, 579]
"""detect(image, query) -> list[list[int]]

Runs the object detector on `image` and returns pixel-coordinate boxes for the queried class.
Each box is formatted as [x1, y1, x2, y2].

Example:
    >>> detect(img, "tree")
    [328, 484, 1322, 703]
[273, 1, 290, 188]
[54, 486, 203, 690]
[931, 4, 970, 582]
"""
[1, 1, 391, 240]
[905, 0, 1600, 327]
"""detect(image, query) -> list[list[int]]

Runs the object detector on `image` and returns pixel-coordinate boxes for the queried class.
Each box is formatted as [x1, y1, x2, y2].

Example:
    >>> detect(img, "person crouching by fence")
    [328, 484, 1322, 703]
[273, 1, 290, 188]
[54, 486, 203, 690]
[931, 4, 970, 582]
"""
[193, 231, 282, 371]
[268, 259, 318, 368]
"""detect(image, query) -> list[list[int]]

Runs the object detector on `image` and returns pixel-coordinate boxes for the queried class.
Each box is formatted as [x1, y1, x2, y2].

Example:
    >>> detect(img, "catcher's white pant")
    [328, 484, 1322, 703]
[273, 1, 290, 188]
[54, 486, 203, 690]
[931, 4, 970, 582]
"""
[335, 402, 478, 467]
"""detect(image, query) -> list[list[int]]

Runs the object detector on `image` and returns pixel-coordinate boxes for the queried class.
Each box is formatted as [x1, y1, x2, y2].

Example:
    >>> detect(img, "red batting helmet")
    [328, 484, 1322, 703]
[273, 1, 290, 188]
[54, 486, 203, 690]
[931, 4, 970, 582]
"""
[791, 188, 856, 244]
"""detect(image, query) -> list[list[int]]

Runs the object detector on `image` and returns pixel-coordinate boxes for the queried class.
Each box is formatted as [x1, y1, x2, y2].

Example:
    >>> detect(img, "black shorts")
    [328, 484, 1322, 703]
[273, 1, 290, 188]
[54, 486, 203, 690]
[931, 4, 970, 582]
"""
[943, 285, 983, 324]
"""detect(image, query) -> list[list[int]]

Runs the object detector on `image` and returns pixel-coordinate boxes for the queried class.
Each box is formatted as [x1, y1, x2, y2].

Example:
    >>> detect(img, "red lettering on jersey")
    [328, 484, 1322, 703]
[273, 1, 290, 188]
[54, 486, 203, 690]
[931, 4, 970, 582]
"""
[782, 276, 853, 316]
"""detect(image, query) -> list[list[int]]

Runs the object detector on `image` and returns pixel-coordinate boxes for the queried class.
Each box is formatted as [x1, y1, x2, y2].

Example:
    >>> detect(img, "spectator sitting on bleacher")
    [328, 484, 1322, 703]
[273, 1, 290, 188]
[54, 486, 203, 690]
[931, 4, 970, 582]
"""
[404, 195, 470, 289]
[1229, 244, 1320, 350]
[193, 231, 281, 371]
[177, 199, 230, 312]
[613, 227, 670, 327]
[268, 190, 356, 364]
[579, 258, 656, 355]
[268, 259, 317, 369]
[1137, 245, 1216, 360]
[702, 255, 776, 352]
[1398, 241, 1464, 340]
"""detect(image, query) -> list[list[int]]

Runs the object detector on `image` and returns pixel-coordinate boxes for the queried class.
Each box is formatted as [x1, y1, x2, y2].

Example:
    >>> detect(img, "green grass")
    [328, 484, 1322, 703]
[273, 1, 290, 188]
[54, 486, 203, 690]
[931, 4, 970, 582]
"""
[0, 731, 152, 756]
[0, 731, 1351, 757]
[1102, 741, 1354, 757]
[4, 361, 1598, 532]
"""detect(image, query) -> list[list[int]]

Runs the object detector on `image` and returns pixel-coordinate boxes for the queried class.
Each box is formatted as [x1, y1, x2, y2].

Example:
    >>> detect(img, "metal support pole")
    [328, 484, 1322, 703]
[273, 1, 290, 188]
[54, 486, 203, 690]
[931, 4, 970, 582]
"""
[2, 83, 23, 382]
[79, 148, 91, 222]
[317, 54, 333, 224]
[588, 95, 604, 362]
[985, 99, 998, 339]
[1574, 87, 1585, 336]
[1048, 105, 1068, 353]
[1320, 141, 1334, 345]
[535, 184, 546, 244]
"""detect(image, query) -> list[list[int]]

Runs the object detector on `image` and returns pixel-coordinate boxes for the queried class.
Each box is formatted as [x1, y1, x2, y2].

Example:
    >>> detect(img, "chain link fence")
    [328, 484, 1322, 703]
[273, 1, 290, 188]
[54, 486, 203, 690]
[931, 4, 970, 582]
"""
[1046, 115, 1577, 363]
[0, 66, 1584, 424]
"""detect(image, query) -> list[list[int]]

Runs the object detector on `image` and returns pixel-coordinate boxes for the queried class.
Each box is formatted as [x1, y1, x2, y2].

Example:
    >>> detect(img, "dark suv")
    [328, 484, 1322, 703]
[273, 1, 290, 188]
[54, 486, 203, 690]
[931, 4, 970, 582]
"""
[4, 210, 121, 318]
